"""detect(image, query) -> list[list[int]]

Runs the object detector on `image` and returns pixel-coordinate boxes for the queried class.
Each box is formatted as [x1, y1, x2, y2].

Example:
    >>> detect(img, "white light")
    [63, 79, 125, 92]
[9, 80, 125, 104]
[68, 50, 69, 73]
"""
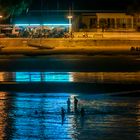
[67, 15, 73, 19]
[15, 23, 71, 26]
[29, 24, 40, 26]
[43, 23, 71, 26]
[15, 24, 29, 26]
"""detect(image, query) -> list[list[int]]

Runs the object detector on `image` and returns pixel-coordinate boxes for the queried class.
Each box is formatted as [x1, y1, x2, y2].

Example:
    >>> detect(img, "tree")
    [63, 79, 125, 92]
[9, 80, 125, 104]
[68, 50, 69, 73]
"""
[127, 0, 140, 15]
[127, 0, 140, 30]
[0, 0, 32, 20]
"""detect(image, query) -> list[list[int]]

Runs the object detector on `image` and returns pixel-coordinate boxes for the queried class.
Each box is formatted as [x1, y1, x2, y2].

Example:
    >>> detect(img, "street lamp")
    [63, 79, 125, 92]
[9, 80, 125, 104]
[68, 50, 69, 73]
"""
[0, 15, 3, 33]
[67, 15, 73, 33]
[0, 15, 3, 24]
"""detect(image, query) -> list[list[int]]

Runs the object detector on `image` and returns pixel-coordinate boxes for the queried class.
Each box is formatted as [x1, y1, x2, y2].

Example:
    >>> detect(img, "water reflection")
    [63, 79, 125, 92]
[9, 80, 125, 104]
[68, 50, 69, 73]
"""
[0, 92, 7, 139]
[15, 72, 73, 82]
[0, 92, 14, 139]
[1, 92, 140, 139]
[0, 72, 140, 83]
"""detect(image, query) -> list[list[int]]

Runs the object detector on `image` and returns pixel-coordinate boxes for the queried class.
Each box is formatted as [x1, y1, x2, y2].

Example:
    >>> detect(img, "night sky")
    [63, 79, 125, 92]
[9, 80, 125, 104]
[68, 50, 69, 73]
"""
[29, 0, 134, 11]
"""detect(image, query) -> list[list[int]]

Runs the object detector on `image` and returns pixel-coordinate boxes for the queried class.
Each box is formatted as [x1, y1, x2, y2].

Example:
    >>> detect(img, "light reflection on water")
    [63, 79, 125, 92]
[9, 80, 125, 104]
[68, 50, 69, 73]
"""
[0, 92, 140, 139]
[0, 72, 140, 83]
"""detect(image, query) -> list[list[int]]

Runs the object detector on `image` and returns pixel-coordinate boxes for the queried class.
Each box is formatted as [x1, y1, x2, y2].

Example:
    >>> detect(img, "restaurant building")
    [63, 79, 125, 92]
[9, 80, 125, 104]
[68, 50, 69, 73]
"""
[74, 12, 140, 32]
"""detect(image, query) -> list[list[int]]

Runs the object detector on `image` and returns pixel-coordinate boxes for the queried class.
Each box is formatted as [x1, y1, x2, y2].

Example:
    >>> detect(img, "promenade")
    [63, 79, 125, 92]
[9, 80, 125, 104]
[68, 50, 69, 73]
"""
[0, 32, 140, 56]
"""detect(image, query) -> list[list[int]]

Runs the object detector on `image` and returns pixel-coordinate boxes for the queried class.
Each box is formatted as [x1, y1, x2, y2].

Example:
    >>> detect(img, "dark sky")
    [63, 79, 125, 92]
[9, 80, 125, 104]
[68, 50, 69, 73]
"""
[76, 0, 132, 10]
[30, 0, 134, 11]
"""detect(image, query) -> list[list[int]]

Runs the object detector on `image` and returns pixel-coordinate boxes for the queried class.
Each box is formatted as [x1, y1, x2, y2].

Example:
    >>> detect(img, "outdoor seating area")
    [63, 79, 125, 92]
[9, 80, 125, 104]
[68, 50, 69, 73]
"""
[0, 25, 68, 38]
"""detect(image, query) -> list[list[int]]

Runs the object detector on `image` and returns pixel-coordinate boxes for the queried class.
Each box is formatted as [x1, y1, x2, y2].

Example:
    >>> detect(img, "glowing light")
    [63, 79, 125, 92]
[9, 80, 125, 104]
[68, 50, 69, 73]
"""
[16, 72, 30, 82]
[0, 72, 4, 82]
[67, 15, 73, 33]
[43, 23, 71, 26]
[15, 72, 73, 82]
[15, 24, 41, 26]
[15, 23, 71, 27]
[30, 72, 41, 81]
[44, 72, 72, 82]
[29, 24, 40, 26]
[15, 24, 29, 26]
[67, 15, 73, 19]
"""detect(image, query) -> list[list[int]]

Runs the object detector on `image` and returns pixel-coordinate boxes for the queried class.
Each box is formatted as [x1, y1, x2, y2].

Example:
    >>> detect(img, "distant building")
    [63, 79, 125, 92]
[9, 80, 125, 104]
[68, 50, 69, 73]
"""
[74, 12, 140, 32]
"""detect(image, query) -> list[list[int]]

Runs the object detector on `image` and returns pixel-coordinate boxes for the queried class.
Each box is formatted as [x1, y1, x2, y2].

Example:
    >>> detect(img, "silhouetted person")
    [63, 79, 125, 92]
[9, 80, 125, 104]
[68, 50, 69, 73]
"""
[67, 98, 71, 113]
[41, 111, 45, 115]
[61, 107, 65, 116]
[35, 110, 38, 115]
[74, 97, 78, 111]
[80, 108, 85, 128]
[61, 107, 65, 125]
[80, 108, 85, 117]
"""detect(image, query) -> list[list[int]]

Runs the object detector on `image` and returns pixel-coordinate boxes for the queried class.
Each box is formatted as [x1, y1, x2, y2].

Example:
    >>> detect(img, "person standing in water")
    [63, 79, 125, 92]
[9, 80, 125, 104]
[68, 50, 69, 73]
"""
[61, 107, 65, 125]
[74, 96, 78, 111]
[61, 107, 65, 116]
[80, 107, 85, 117]
[67, 98, 71, 113]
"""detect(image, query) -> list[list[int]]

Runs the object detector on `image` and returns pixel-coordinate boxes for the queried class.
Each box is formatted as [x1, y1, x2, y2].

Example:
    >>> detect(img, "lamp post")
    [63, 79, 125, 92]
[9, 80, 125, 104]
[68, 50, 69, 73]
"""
[67, 15, 73, 33]
[0, 15, 3, 24]
[0, 15, 3, 34]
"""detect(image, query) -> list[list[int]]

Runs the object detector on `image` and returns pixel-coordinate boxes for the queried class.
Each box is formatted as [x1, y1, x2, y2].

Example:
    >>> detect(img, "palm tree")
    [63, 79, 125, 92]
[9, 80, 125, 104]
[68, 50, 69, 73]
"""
[0, 0, 32, 21]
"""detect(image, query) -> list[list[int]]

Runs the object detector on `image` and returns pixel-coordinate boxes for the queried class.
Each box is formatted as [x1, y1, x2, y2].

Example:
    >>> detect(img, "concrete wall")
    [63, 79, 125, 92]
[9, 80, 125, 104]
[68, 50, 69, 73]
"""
[0, 38, 140, 48]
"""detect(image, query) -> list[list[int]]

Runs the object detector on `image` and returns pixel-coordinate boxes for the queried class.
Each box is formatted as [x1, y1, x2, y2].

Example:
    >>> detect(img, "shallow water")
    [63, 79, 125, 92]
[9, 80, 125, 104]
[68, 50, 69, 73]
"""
[0, 56, 139, 139]
[0, 92, 140, 140]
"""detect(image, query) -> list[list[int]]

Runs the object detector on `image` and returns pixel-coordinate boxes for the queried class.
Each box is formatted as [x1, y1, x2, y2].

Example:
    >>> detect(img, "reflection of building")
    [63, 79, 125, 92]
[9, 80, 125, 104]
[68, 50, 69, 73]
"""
[0, 72, 140, 84]
[15, 72, 73, 82]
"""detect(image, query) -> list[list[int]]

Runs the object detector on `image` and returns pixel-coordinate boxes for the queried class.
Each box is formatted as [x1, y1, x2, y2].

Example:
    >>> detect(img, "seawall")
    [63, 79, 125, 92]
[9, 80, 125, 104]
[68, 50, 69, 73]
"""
[0, 38, 140, 55]
[0, 38, 140, 48]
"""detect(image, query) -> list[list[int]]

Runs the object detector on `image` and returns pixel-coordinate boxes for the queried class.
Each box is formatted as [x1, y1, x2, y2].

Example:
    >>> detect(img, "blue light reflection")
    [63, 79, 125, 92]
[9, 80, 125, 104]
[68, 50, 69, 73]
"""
[44, 72, 72, 82]
[15, 72, 73, 82]
[12, 93, 73, 139]
[15, 23, 71, 27]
